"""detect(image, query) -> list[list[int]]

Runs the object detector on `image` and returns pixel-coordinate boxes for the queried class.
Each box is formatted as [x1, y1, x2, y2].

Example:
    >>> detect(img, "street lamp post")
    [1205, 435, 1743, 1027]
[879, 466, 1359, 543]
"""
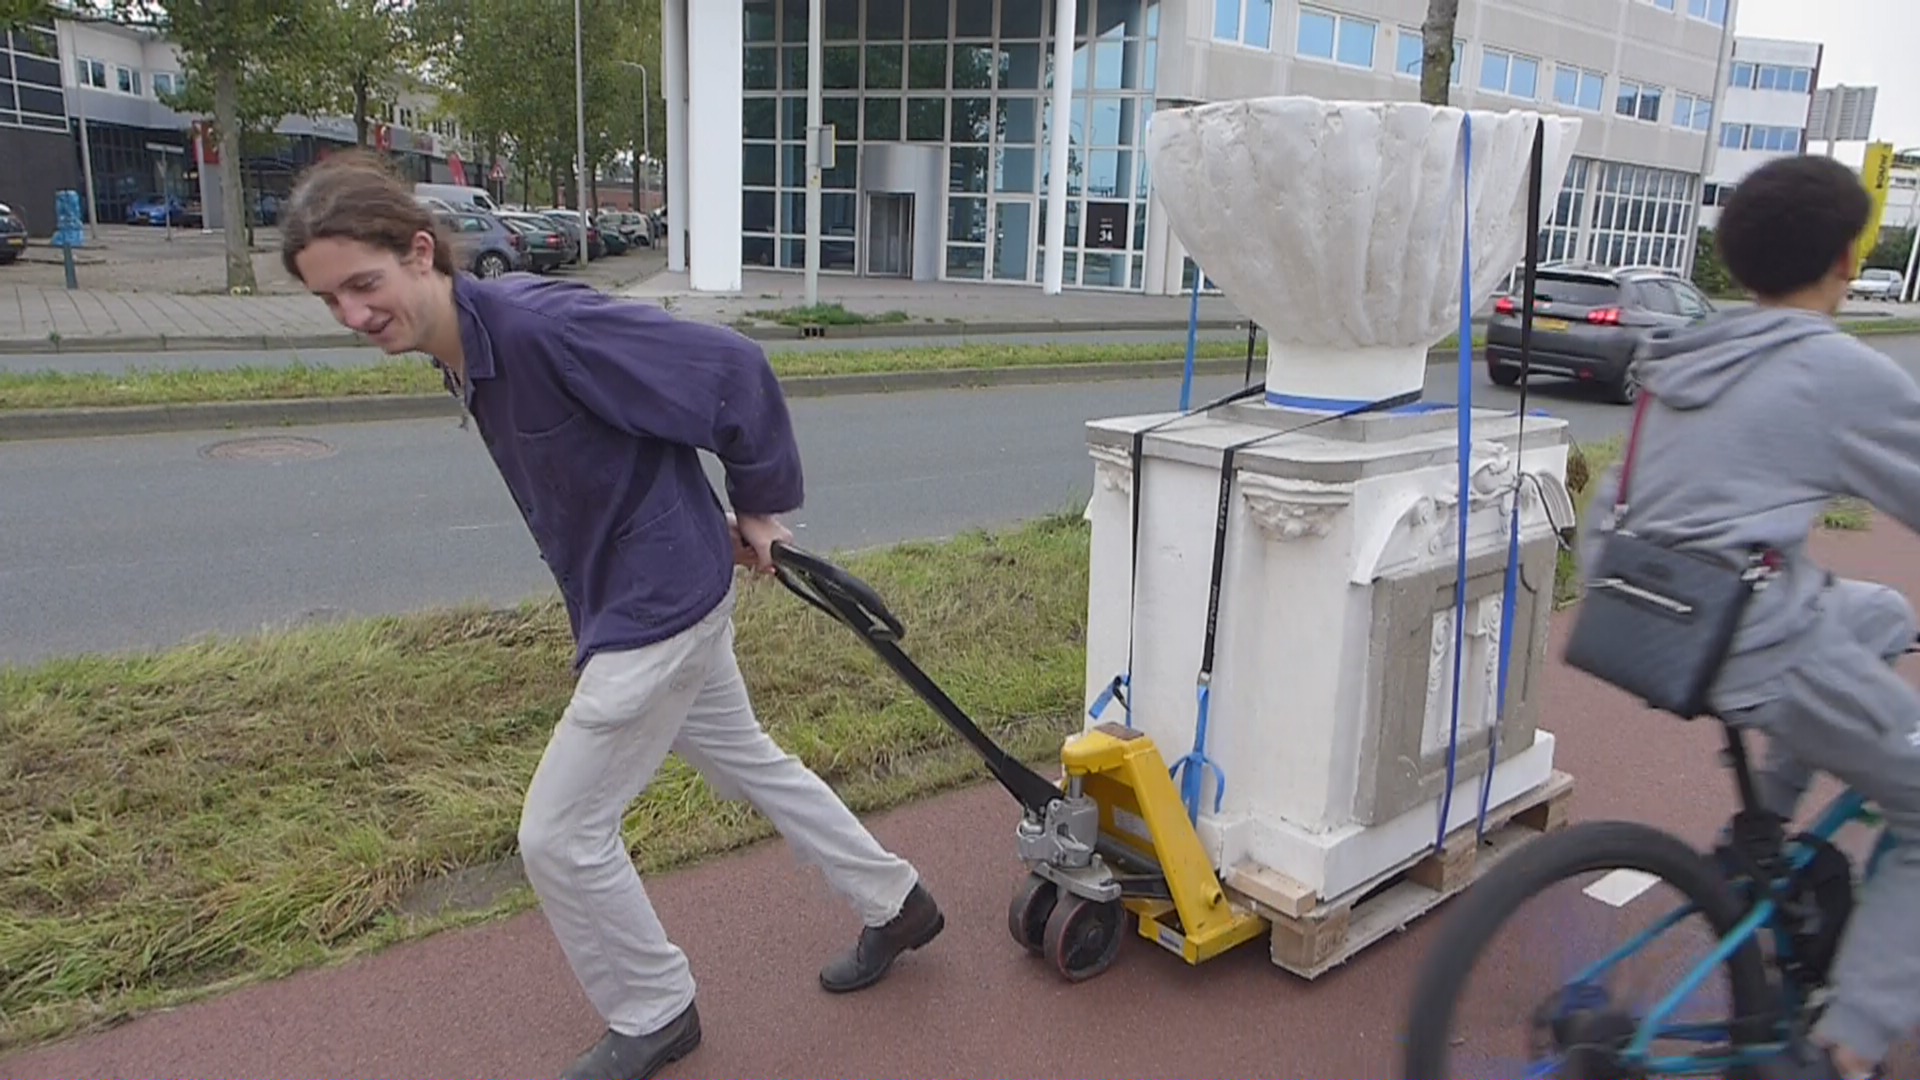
[619, 60, 651, 210]
[804, 0, 822, 307]
[573, 0, 590, 258]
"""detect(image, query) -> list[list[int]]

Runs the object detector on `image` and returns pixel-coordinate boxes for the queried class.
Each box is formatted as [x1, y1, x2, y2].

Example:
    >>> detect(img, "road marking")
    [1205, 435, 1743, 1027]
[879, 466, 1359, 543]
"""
[1583, 869, 1660, 908]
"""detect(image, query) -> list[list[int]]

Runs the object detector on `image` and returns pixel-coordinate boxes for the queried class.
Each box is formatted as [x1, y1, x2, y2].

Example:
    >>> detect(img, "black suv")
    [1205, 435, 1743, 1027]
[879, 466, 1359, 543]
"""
[1485, 262, 1716, 404]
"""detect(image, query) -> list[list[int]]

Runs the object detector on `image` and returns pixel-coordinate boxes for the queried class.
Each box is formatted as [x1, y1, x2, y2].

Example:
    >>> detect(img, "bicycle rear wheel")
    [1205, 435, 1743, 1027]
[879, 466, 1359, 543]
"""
[1401, 820, 1776, 1079]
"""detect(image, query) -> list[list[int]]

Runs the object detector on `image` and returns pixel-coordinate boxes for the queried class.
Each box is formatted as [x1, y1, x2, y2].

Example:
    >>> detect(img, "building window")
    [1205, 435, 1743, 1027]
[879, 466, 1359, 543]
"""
[1552, 64, 1606, 112]
[1687, 0, 1730, 26]
[75, 56, 105, 88]
[1214, 0, 1272, 49]
[1744, 125, 1802, 152]
[1585, 160, 1696, 272]
[1731, 62, 1813, 93]
[114, 65, 140, 95]
[1616, 79, 1661, 122]
[153, 71, 176, 97]
[1720, 122, 1747, 149]
[1393, 30, 1462, 84]
[1539, 156, 1592, 263]
[1673, 92, 1711, 132]
[1478, 47, 1539, 99]
[741, 0, 1160, 291]
[1296, 7, 1375, 70]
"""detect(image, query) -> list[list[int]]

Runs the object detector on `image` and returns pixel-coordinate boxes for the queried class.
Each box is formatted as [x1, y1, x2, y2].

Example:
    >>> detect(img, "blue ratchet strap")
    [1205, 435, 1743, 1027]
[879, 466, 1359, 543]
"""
[1476, 119, 1548, 838]
[1172, 386, 1424, 825]
[1088, 378, 1269, 730]
[1180, 268, 1202, 411]
[1435, 113, 1476, 855]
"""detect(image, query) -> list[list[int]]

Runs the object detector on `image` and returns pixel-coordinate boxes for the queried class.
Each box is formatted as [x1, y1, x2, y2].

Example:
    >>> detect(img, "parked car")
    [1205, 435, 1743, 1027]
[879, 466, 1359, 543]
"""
[126, 193, 187, 226]
[1484, 262, 1717, 405]
[0, 202, 27, 264]
[497, 211, 574, 273]
[1850, 267, 1903, 301]
[433, 209, 525, 278]
[598, 209, 653, 248]
[540, 209, 604, 262]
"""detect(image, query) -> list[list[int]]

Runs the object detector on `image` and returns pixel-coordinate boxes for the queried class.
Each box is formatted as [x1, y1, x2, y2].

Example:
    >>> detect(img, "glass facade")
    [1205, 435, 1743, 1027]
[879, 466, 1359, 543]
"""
[740, 0, 1160, 289]
[2, 22, 69, 135]
[1529, 155, 1696, 274]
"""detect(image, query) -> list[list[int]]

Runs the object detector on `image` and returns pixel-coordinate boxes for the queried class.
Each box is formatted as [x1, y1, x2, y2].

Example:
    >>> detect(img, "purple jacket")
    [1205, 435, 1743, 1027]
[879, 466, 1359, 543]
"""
[439, 272, 803, 669]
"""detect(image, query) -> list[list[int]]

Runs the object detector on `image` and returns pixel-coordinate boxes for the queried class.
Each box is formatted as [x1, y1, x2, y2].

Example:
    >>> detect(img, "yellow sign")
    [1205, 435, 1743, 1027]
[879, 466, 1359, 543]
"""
[1855, 141, 1894, 276]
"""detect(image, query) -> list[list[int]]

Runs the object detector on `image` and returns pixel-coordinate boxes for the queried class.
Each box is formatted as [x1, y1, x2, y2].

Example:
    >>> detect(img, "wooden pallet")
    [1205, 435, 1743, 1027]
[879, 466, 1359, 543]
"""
[1223, 769, 1576, 979]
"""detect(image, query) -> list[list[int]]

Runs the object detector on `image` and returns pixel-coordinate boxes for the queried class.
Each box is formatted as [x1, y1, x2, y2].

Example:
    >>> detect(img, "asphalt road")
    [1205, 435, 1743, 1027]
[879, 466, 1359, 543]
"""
[2, 365, 1638, 669]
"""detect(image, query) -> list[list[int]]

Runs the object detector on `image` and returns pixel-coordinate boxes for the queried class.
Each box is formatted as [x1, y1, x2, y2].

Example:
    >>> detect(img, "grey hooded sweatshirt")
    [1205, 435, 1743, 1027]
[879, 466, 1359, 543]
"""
[1578, 304, 1920, 711]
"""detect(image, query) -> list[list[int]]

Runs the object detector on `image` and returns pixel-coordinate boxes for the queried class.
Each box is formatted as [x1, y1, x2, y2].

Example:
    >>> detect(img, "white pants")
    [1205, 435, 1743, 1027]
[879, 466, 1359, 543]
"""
[517, 587, 921, 1037]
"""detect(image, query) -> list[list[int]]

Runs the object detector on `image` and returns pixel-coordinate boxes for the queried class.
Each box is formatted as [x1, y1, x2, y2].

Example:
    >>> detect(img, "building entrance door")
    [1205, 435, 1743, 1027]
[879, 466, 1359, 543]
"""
[866, 194, 913, 277]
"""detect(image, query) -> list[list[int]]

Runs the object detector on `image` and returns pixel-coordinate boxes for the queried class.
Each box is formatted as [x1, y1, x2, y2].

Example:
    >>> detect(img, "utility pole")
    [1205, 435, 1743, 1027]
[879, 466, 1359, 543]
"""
[804, 0, 822, 306]
[573, 0, 590, 257]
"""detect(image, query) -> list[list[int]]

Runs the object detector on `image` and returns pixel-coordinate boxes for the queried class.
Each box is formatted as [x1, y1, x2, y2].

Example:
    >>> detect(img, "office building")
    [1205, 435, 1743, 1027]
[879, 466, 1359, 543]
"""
[659, 0, 1737, 294]
[1698, 35, 1820, 228]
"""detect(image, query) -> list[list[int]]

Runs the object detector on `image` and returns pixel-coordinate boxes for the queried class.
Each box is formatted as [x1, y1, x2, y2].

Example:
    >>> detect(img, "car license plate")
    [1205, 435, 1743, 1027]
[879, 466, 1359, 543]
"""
[1537, 317, 1570, 331]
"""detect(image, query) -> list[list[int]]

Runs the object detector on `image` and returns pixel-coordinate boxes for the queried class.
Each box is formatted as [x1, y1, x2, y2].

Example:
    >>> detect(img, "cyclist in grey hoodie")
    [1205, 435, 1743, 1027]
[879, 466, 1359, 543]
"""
[1578, 154, 1918, 1080]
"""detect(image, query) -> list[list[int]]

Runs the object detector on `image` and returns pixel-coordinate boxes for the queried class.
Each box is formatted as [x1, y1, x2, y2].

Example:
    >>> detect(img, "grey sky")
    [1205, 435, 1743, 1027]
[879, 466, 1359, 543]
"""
[1735, 0, 1914, 163]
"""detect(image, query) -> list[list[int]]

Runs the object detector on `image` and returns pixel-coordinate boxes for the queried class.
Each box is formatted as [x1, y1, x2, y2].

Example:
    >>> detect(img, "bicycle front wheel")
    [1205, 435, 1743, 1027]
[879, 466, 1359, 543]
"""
[1401, 820, 1776, 1079]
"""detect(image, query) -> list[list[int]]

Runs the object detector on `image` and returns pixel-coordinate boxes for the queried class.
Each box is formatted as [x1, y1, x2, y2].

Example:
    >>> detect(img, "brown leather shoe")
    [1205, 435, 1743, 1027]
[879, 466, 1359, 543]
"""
[818, 881, 944, 993]
[559, 1000, 701, 1080]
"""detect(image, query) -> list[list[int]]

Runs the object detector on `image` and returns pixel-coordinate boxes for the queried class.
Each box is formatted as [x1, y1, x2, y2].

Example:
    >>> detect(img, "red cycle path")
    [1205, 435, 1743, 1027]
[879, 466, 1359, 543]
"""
[7, 526, 1920, 1079]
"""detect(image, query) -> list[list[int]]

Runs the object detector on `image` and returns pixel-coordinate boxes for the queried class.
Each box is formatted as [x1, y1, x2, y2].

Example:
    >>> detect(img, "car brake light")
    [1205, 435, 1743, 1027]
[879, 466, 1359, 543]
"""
[1494, 297, 1516, 314]
[1586, 307, 1622, 325]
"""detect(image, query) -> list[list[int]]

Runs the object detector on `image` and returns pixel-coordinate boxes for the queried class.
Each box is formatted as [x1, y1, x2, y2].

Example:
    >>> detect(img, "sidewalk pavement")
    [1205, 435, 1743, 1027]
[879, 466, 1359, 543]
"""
[0, 271, 1262, 355]
[5, 525, 1918, 1078]
[4, 266, 1917, 356]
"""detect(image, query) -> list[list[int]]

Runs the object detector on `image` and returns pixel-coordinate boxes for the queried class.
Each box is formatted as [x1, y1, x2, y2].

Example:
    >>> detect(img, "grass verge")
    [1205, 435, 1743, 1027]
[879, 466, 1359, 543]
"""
[746, 302, 913, 327]
[0, 336, 1480, 412]
[0, 514, 1089, 1053]
[6, 317, 1919, 414]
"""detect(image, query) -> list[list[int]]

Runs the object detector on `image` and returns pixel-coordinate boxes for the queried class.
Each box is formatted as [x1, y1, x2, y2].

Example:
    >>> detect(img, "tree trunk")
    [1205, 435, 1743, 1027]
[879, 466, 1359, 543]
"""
[631, 143, 641, 206]
[212, 60, 256, 294]
[1420, 0, 1459, 106]
[353, 74, 370, 147]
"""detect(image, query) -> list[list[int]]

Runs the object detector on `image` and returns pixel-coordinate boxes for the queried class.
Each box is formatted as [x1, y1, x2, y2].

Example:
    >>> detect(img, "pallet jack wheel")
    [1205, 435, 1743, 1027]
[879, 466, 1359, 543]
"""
[1041, 893, 1126, 982]
[1007, 873, 1056, 955]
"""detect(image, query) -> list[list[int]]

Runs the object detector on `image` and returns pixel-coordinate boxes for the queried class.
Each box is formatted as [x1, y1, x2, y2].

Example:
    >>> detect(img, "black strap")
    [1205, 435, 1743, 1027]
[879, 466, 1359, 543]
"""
[1102, 379, 1267, 719]
[1195, 388, 1423, 685]
[1512, 122, 1542, 496]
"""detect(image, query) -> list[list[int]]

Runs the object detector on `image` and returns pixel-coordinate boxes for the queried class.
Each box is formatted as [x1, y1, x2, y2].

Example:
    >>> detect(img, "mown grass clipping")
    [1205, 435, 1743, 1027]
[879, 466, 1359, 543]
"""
[0, 514, 1090, 1051]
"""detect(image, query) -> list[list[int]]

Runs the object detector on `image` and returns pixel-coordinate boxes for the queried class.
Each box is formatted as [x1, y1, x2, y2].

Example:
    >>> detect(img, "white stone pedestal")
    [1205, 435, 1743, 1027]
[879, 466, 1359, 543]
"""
[1082, 400, 1573, 902]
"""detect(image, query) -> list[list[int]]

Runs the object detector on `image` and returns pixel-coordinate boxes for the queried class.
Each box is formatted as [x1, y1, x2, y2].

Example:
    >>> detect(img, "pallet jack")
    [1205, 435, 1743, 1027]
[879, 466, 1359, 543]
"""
[771, 541, 1269, 982]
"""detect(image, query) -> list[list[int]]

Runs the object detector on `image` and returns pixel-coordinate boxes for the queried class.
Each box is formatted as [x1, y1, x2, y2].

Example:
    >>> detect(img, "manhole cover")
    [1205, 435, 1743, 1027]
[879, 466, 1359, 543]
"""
[200, 435, 337, 462]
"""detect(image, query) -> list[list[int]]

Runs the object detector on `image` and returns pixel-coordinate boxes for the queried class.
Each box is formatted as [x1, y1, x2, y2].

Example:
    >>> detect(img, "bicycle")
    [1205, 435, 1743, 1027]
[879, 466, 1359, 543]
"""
[1400, 710, 1899, 1078]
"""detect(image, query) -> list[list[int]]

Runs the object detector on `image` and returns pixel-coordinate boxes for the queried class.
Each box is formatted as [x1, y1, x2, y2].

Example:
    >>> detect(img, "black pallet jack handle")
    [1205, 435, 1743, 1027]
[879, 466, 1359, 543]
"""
[769, 541, 1065, 817]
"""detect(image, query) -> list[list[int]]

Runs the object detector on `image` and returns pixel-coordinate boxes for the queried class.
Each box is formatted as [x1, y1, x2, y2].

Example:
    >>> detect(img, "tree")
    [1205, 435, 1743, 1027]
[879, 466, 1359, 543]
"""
[98, 0, 330, 292]
[305, 0, 417, 148]
[416, 0, 658, 209]
[1420, 0, 1459, 106]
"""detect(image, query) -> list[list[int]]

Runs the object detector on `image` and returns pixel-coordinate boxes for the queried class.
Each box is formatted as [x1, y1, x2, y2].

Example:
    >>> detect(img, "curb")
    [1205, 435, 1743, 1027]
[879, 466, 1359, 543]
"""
[2, 352, 1374, 442]
[0, 332, 368, 355]
[0, 317, 1447, 354]
[729, 316, 1261, 340]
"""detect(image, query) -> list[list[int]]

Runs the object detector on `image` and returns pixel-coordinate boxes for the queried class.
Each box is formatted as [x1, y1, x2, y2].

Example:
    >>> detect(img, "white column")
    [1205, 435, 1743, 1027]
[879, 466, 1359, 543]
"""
[1142, 187, 1170, 294]
[662, 0, 690, 274]
[685, 0, 743, 292]
[1041, 0, 1076, 295]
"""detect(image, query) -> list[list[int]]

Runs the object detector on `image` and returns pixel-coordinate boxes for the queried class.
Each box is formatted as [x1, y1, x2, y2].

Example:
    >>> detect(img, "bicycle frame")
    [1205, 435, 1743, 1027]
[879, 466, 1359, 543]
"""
[1554, 722, 1890, 1076]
